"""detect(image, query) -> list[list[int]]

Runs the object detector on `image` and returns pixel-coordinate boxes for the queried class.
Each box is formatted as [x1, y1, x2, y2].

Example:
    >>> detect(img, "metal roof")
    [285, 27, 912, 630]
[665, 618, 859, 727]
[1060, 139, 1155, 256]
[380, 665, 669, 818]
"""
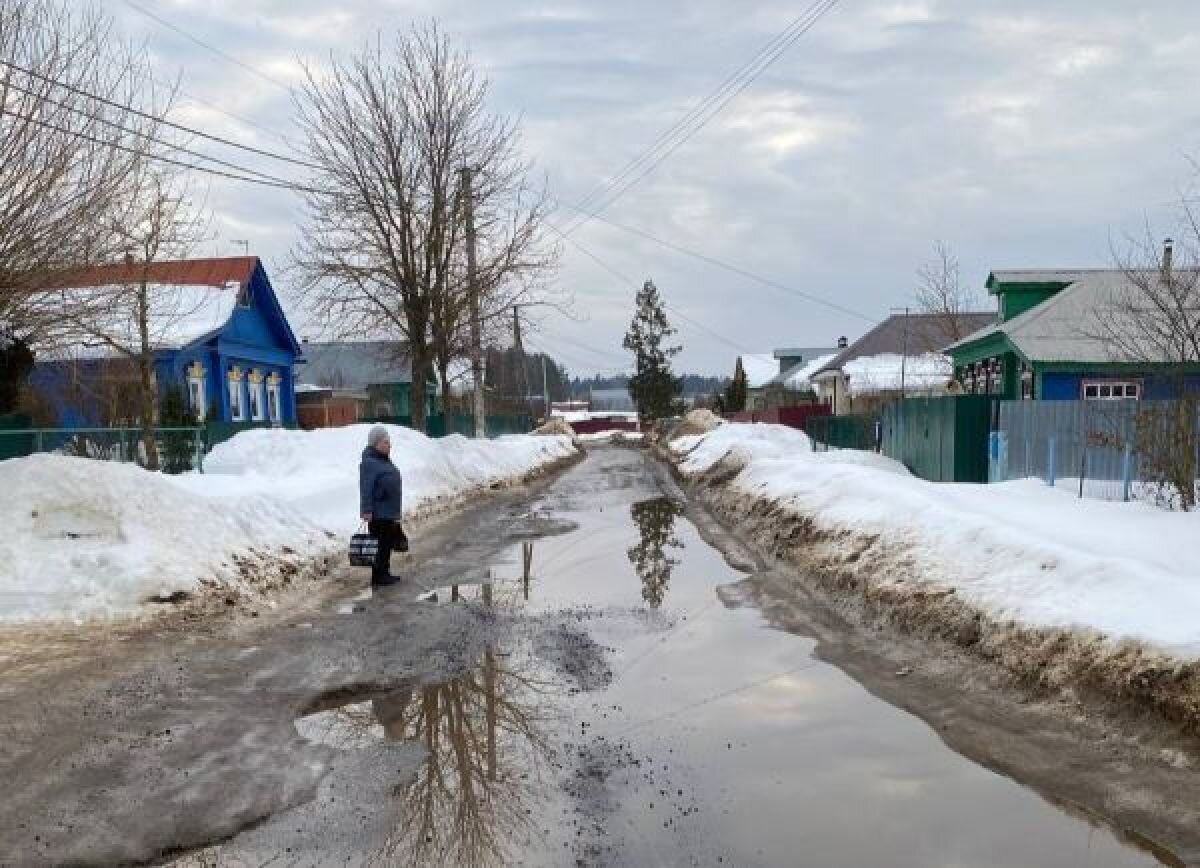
[950, 270, 1194, 364]
[295, 341, 414, 388]
[815, 312, 995, 376]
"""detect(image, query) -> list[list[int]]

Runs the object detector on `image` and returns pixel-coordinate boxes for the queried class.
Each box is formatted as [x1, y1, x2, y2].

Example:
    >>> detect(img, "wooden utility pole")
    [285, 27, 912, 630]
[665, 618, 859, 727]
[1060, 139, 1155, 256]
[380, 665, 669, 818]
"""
[541, 354, 550, 422]
[459, 167, 485, 437]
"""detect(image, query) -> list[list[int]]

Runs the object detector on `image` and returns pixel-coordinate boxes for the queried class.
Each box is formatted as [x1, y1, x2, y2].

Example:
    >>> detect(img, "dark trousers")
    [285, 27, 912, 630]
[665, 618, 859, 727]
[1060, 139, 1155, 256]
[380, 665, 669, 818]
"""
[368, 519, 397, 582]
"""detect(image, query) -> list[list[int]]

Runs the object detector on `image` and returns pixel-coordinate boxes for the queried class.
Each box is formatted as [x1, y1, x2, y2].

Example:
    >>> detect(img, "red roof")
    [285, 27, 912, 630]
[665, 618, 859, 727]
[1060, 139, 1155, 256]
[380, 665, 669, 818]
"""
[47, 256, 259, 290]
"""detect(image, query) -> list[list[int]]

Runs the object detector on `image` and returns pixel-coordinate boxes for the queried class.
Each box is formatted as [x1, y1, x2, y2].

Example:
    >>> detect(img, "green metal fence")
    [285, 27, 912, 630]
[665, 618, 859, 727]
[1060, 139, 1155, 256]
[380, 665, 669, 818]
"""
[806, 413, 880, 452]
[880, 396, 993, 483]
[0, 426, 207, 473]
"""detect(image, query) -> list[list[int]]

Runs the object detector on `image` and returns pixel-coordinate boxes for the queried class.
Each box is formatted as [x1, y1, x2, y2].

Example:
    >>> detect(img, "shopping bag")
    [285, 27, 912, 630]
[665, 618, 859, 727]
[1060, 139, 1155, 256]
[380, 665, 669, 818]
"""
[348, 524, 378, 566]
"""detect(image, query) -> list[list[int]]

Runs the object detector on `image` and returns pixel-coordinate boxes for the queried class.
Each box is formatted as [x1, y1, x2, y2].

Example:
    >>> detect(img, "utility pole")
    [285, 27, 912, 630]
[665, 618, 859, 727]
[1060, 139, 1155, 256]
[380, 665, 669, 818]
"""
[898, 306, 910, 395]
[459, 167, 485, 438]
[541, 354, 550, 422]
[513, 305, 531, 414]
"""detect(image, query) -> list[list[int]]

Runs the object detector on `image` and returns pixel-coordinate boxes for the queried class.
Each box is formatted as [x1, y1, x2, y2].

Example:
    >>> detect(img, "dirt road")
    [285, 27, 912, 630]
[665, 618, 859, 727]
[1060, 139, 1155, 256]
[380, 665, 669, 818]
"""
[0, 445, 1193, 866]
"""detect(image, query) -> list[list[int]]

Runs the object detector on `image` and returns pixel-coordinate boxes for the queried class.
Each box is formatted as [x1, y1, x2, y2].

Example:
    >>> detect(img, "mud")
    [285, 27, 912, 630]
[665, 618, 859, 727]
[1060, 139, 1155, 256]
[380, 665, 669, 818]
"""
[1, 445, 1193, 867]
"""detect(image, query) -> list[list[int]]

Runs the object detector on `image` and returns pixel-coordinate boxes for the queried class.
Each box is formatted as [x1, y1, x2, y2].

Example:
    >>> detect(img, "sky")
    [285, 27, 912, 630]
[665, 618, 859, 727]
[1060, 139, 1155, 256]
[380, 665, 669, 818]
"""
[107, 0, 1200, 376]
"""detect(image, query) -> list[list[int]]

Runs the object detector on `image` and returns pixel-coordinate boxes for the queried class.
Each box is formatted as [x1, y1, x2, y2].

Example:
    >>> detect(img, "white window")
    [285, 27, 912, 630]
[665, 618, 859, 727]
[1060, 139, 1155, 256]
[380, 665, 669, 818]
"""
[266, 375, 281, 423]
[1083, 380, 1141, 401]
[229, 368, 245, 421]
[249, 372, 265, 421]
[186, 362, 207, 421]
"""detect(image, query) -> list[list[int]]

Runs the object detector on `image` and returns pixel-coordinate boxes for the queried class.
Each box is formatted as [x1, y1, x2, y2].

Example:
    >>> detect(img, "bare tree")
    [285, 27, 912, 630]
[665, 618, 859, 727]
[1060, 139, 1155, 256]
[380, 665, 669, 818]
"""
[914, 240, 981, 345]
[51, 170, 211, 469]
[0, 0, 165, 345]
[1090, 219, 1200, 509]
[291, 22, 558, 433]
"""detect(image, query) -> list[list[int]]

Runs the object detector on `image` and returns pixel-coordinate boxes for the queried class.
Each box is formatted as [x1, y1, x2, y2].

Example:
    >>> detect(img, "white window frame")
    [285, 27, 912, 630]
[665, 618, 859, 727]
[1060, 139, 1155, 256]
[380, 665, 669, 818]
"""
[249, 374, 265, 422]
[186, 363, 207, 421]
[229, 369, 245, 421]
[266, 376, 281, 424]
[1082, 379, 1141, 401]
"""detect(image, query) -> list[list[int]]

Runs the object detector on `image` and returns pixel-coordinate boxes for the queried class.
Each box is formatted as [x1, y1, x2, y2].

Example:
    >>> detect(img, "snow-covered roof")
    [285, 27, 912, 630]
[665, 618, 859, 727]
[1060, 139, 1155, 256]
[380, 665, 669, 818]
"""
[815, 312, 995, 377]
[842, 353, 953, 396]
[46, 281, 240, 359]
[739, 353, 779, 389]
[781, 353, 838, 391]
[951, 269, 1196, 364]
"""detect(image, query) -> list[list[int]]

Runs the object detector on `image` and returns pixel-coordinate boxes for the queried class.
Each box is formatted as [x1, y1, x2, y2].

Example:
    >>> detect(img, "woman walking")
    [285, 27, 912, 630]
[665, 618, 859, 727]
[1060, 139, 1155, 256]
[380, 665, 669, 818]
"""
[359, 425, 403, 587]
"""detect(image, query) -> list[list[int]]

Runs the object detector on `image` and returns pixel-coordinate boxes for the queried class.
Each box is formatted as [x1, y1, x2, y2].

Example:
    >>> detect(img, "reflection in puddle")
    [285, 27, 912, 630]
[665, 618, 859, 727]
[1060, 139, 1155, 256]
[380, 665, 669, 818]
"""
[294, 648, 559, 868]
[418, 543, 538, 608]
[626, 497, 683, 608]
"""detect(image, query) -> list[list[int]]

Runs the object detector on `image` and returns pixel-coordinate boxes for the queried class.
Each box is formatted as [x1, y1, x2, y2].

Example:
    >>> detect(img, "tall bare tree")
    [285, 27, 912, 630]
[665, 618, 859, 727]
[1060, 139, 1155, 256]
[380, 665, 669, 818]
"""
[0, 0, 165, 346]
[52, 170, 211, 469]
[914, 240, 981, 345]
[291, 22, 558, 433]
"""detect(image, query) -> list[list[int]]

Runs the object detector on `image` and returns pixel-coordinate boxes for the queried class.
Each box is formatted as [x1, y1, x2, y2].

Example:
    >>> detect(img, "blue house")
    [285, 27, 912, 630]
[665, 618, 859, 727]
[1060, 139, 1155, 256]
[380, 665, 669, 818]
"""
[30, 257, 301, 427]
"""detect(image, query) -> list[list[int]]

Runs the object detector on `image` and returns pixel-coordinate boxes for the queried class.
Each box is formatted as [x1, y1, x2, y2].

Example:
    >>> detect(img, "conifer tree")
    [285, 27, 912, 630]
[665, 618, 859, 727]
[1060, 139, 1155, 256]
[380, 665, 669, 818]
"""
[622, 279, 683, 423]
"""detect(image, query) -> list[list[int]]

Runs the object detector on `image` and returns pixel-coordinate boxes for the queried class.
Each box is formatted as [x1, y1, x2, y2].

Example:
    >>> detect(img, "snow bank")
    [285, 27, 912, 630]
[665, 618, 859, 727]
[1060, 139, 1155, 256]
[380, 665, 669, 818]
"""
[0, 425, 575, 623]
[671, 423, 1200, 658]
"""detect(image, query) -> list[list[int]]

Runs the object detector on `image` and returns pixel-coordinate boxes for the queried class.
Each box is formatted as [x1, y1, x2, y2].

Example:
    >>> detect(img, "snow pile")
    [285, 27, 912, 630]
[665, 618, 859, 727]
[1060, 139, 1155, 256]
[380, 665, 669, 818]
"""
[669, 408, 723, 440]
[0, 425, 576, 623]
[672, 423, 1200, 657]
[843, 353, 952, 396]
[533, 417, 576, 437]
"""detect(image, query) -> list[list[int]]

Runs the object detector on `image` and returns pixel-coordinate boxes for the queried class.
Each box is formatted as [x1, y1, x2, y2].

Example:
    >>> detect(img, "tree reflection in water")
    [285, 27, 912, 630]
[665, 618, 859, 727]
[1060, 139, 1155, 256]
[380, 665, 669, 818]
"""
[367, 649, 560, 868]
[626, 497, 683, 608]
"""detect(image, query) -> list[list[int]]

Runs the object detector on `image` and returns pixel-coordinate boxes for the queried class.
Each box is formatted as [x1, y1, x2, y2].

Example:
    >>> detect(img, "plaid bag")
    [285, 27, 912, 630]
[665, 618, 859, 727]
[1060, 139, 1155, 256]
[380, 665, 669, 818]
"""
[348, 525, 378, 567]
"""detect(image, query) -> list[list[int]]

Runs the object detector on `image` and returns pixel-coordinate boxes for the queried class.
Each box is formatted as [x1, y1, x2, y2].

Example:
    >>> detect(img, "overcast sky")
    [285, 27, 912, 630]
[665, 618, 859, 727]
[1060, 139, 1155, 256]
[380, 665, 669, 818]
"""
[110, 0, 1200, 376]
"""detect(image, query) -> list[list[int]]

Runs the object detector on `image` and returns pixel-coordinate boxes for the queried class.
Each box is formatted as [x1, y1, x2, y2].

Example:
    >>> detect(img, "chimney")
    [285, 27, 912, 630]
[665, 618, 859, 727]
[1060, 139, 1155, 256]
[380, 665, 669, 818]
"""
[837, 335, 848, 349]
[1163, 238, 1174, 275]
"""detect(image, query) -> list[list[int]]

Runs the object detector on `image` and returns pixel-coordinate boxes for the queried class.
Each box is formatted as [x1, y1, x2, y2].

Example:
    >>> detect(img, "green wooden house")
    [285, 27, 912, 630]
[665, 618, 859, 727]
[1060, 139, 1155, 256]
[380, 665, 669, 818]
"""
[947, 269, 1200, 401]
[294, 341, 440, 421]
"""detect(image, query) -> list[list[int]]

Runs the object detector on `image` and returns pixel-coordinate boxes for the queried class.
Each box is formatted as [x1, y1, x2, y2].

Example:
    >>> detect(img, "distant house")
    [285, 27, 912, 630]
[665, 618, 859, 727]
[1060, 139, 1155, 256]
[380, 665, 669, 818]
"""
[947, 268, 1200, 400]
[736, 347, 841, 410]
[29, 257, 301, 427]
[294, 340, 439, 425]
[813, 312, 995, 415]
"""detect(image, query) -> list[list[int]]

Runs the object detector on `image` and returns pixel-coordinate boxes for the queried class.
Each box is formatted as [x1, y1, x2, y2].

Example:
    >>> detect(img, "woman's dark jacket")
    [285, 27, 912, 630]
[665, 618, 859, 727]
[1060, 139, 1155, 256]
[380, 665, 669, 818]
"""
[359, 447, 403, 521]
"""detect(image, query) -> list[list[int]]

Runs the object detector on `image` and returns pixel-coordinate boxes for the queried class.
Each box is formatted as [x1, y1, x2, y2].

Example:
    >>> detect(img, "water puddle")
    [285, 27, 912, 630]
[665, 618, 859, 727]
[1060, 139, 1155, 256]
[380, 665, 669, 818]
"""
[293, 647, 570, 867]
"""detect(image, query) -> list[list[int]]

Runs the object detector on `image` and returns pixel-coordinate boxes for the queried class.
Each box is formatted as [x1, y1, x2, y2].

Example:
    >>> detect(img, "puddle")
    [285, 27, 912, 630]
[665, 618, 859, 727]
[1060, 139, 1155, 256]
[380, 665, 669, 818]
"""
[294, 648, 568, 867]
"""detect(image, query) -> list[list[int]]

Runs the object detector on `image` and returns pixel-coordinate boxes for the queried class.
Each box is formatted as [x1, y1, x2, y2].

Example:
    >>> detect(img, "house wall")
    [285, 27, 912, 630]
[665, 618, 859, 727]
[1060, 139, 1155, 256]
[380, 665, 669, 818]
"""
[1039, 370, 1200, 401]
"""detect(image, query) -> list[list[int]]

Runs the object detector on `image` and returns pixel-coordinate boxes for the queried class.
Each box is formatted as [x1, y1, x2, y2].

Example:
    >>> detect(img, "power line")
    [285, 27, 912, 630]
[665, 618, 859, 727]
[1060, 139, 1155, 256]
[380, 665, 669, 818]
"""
[560, 0, 839, 235]
[121, 0, 294, 93]
[0, 57, 319, 170]
[0, 104, 308, 192]
[0, 78, 310, 186]
[555, 199, 876, 322]
[547, 220, 746, 352]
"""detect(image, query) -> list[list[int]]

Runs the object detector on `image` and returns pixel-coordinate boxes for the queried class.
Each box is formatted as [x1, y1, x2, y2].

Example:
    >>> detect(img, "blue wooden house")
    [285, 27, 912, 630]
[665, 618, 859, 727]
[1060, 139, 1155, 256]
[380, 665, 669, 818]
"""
[29, 257, 302, 427]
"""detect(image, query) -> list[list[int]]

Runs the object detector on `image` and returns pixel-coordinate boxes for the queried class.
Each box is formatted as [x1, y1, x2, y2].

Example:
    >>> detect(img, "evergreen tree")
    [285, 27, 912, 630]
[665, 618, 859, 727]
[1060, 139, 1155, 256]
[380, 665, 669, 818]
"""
[724, 362, 747, 413]
[622, 279, 683, 422]
[158, 385, 194, 474]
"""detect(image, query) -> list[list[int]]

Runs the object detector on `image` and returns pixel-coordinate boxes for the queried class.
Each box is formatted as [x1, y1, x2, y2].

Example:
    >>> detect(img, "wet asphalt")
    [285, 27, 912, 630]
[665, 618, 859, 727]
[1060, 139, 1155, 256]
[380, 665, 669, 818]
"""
[0, 445, 1180, 867]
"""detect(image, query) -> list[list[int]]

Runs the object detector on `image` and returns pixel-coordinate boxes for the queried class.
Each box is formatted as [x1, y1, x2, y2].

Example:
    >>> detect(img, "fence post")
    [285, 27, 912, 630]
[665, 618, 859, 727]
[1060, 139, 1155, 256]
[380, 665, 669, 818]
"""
[1121, 442, 1133, 502]
[1047, 435, 1057, 488]
[194, 429, 205, 474]
[34, 431, 43, 454]
[1078, 449, 1087, 499]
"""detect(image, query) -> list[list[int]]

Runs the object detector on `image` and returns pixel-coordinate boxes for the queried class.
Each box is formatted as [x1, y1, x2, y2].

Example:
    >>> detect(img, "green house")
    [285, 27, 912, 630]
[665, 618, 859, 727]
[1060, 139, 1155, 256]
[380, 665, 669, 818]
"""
[946, 269, 1200, 401]
[295, 340, 440, 420]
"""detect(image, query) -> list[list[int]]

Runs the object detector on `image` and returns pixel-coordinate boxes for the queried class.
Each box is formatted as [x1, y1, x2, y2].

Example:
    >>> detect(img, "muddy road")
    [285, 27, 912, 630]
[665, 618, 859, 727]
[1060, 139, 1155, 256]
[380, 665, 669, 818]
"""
[0, 445, 1187, 866]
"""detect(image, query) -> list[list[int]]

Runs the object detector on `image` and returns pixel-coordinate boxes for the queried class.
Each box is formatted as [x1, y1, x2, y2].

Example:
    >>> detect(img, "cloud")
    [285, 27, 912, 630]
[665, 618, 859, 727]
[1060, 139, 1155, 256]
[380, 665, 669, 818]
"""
[111, 0, 1200, 375]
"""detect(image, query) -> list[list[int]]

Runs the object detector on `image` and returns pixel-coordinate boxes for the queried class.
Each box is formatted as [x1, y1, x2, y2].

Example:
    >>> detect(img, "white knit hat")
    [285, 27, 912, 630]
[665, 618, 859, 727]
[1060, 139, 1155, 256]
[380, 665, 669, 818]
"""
[367, 425, 390, 448]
